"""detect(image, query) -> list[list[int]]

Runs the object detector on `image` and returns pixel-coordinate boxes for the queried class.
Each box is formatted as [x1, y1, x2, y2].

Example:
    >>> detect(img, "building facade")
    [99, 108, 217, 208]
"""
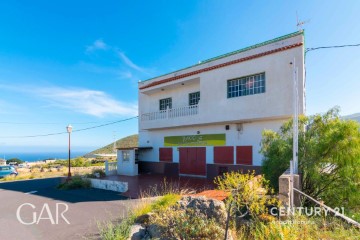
[137, 31, 305, 179]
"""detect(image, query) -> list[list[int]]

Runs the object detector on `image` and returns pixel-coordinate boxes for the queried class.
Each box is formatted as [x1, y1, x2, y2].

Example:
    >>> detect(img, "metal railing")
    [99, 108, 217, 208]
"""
[141, 105, 199, 121]
[105, 161, 117, 176]
[293, 188, 360, 228]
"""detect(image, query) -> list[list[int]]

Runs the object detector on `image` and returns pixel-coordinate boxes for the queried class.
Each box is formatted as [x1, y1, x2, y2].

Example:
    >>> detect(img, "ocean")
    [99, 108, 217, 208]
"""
[2, 152, 88, 162]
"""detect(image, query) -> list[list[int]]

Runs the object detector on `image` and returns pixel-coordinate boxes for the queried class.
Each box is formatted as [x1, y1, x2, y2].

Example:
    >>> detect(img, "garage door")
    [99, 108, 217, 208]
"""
[179, 147, 206, 176]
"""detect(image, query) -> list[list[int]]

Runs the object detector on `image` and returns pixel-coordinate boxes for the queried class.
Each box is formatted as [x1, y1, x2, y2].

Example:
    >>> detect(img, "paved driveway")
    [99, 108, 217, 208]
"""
[0, 178, 140, 240]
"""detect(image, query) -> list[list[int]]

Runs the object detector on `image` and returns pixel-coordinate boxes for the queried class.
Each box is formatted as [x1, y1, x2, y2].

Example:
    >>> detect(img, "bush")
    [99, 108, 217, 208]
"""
[98, 193, 180, 240]
[99, 217, 134, 240]
[58, 176, 91, 190]
[91, 159, 106, 166]
[261, 107, 360, 209]
[214, 171, 278, 219]
[86, 168, 106, 178]
[236, 214, 360, 240]
[71, 157, 91, 167]
[6, 158, 24, 165]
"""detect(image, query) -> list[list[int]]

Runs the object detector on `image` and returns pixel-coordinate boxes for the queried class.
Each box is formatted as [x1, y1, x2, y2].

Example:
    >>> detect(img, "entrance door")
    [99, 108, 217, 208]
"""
[179, 147, 206, 176]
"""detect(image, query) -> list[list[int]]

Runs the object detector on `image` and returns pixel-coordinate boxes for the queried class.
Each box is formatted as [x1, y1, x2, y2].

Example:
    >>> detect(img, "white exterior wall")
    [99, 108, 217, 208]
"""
[137, 32, 305, 168]
[117, 150, 138, 176]
[139, 33, 305, 130]
[138, 119, 285, 166]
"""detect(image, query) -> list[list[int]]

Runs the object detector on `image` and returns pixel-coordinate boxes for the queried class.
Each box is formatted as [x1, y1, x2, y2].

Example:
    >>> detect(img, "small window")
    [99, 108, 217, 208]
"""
[228, 73, 265, 98]
[159, 98, 172, 110]
[122, 151, 130, 161]
[189, 92, 200, 106]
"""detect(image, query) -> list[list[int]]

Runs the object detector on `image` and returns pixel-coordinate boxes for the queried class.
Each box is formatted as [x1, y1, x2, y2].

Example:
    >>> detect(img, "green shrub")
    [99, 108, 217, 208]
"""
[91, 159, 106, 166]
[86, 168, 106, 178]
[58, 176, 91, 190]
[214, 171, 278, 219]
[98, 193, 180, 239]
[98, 217, 134, 240]
[261, 107, 360, 209]
[236, 214, 360, 240]
[71, 157, 91, 167]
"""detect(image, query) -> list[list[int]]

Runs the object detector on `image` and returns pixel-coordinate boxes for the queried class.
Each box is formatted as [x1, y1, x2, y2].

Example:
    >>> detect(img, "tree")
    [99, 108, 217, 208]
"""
[6, 158, 24, 165]
[71, 157, 91, 167]
[261, 107, 360, 209]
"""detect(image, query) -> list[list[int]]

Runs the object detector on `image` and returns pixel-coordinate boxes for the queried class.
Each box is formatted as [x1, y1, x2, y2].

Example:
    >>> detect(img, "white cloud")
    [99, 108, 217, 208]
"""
[85, 39, 149, 75]
[117, 51, 146, 73]
[86, 39, 108, 52]
[35, 87, 138, 117]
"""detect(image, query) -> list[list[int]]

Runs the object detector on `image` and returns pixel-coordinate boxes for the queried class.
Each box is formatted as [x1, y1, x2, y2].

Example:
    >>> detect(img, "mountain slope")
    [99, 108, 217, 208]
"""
[85, 134, 138, 157]
[343, 113, 360, 123]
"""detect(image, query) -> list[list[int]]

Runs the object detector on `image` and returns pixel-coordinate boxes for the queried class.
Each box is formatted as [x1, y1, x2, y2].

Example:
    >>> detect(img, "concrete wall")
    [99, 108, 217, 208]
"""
[139, 33, 305, 130]
[279, 172, 301, 207]
[137, 32, 305, 174]
[117, 149, 138, 176]
[139, 119, 285, 166]
[140, 79, 200, 116]
[89, 178, 128, 193]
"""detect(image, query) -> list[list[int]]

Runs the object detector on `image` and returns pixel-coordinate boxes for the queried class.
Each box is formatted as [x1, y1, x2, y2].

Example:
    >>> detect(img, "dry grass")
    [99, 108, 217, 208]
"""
[0, 167, 102, 182]
[139, 178, 196, 199]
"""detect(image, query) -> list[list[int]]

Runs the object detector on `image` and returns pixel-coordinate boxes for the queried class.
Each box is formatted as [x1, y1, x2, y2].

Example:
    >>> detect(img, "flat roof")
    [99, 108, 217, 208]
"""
[140, 30, 304, 83]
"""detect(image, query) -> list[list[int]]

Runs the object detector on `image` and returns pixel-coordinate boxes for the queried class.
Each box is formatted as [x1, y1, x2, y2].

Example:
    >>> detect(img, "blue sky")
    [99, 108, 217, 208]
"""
[0, 0, 359, 153]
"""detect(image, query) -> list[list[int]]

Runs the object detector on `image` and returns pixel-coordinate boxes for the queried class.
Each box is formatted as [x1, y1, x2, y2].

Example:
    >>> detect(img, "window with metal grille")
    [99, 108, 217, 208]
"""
[122, 151, 130, 161]
[189, 91, 200, 105]
[159, 98, 172, 110]
[227, 73, 265, 98]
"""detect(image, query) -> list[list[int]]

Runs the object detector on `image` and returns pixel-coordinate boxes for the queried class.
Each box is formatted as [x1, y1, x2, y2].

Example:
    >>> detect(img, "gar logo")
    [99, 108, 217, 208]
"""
[16, 203, 70, 225]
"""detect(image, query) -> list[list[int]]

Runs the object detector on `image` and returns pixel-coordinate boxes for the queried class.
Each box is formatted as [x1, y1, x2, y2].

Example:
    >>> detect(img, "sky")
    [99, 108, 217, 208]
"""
[0, 0, 359, 153]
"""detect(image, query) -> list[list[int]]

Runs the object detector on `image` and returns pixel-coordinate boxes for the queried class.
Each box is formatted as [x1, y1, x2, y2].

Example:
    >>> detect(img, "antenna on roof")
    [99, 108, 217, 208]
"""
[296, 12, 310, 31]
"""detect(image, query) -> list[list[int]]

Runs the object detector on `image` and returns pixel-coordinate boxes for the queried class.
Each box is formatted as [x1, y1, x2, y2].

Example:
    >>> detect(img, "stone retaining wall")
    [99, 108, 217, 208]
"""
[89, 178, 128, 193]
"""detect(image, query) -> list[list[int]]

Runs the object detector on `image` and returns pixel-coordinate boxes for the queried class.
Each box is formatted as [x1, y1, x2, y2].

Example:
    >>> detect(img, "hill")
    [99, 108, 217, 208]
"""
[343, 112, 360, 123]
[85, 134, 138, 157]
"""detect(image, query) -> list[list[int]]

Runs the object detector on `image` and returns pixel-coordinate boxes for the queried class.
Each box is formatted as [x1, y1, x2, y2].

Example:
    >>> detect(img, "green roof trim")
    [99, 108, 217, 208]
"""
[141, 31, 304, 83]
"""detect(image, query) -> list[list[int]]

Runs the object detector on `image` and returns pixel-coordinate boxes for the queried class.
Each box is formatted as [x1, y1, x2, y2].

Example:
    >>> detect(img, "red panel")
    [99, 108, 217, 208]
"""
[179, 148, 188, 174]
[159, 148, 173, 162]
[214, 146, 234, 164]
[195, 147, 206, 176]
[179, 147, 206, 176]
[236, 146, 253, 165]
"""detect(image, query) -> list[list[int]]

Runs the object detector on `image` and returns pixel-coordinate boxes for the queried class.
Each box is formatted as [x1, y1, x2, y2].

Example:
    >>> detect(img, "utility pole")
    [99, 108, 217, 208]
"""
[292, 58, 299, 174]
[113, 131, 117, 153]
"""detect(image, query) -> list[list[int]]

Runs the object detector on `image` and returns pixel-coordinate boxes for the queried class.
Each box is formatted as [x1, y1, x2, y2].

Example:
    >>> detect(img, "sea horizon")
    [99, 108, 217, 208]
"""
[1, 151, 89, 162]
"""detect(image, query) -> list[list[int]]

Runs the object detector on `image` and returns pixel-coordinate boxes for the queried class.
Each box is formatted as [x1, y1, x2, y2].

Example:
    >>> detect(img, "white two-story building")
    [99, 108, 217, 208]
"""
[136, 31, 305, 179]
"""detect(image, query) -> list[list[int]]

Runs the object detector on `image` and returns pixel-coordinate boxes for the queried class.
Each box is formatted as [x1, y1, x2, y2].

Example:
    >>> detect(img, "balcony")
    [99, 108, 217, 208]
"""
[141, 105, 199, 121]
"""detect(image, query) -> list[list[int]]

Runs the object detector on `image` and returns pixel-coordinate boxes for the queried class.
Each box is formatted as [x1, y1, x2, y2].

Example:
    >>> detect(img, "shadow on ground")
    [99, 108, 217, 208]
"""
[0, 177, 128, 203]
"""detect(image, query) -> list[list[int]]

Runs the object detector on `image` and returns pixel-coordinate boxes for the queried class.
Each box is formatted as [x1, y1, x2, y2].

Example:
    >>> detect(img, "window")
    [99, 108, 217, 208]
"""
[159, 98, 172, 110]
[227, 73, 265, 98]
[189, 91, 200, 106]
[122, 151, 130, 161]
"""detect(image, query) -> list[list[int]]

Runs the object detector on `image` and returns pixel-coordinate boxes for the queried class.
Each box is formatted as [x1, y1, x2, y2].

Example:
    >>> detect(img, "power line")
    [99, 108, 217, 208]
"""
[0, 116, 138, 139]
[0, 120, 119, 125]
[306, 43, 360, 53]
